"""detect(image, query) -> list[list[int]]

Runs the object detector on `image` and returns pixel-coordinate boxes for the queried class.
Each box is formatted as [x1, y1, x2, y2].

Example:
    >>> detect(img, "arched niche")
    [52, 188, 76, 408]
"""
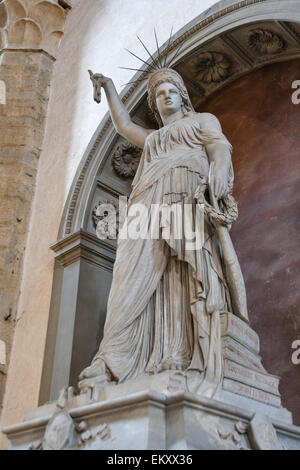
[39, 0, 300, 426]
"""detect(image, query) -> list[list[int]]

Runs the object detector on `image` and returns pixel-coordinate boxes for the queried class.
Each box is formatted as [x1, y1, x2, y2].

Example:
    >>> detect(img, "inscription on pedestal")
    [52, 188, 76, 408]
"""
[223, 336, 265, 372]
[224, 360, 279, 395]
[221, 313, 260, 353]
[223, 378, 281, 408]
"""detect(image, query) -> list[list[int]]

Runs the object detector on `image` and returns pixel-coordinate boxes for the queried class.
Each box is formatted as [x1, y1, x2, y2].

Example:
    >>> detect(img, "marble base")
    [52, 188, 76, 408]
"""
[3, 371, 300, 450]
[3, 390, 300, 451]
[3, 313, 298, 450]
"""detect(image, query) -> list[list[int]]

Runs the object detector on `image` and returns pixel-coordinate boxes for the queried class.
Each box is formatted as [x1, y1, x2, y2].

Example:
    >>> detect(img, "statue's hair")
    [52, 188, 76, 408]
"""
[147, 68, 194, 127]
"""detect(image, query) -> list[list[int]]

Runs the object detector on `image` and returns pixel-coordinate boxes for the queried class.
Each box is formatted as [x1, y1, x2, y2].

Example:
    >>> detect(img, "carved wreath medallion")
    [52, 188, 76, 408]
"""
[112, 142, 142, 178]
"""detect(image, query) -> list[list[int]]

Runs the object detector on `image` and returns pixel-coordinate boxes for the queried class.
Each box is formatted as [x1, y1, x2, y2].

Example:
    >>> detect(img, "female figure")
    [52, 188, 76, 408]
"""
[79, 68, 244, 395]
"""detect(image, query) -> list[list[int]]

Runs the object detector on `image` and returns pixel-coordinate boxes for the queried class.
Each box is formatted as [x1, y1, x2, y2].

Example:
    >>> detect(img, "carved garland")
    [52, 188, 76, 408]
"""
[112, 141, 142, 178]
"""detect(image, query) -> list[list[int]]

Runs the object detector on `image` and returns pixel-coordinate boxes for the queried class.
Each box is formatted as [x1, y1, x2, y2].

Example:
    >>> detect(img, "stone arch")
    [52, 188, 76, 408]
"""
[44, 0, 300, 412]
[59, 0, 300, 238]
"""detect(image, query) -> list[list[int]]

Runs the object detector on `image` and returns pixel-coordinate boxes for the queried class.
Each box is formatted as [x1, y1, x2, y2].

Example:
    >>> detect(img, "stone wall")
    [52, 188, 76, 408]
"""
[0, 49, 53, 404]
[0, 0, 69, 411]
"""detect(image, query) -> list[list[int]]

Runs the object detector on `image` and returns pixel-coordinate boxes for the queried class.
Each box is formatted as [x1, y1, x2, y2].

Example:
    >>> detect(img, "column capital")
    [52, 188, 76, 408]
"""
[0, 0, 71, 58]
[51, 229, 116, 269]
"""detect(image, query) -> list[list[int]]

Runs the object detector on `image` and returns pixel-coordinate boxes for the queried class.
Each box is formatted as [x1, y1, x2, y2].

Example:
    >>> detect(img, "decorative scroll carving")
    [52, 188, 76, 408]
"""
[92, 199, 119, 240]
[112, 141, 142, 178]
[191, 51, 232, 84]
[217, 421, 249, 450]
[76, 421, 112, 449]
[1, 0, 67, 57]
[248, 29, 286, 55]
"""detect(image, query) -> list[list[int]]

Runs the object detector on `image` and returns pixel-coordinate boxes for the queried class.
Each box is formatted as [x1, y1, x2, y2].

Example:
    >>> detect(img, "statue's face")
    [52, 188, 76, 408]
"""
[155, 82, 183, 118]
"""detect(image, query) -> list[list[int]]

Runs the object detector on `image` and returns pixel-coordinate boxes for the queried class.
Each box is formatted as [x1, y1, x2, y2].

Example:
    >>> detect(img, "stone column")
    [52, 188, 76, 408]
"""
[43, 229, 115, 402]
[0, 0, 70, 414]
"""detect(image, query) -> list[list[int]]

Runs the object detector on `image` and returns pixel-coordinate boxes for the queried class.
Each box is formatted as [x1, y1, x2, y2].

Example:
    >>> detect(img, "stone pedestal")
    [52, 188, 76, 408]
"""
[3, 384, 300, 450]
[3, 313, 300, 450]
[217, 313, 290, 423]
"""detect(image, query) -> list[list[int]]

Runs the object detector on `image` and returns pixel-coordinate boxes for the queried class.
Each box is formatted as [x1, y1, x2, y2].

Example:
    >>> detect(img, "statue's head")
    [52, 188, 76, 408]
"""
[147, 68, 193, 127]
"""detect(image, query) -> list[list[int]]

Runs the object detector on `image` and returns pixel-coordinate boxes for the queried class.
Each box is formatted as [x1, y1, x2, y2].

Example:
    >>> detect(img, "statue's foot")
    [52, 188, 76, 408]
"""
[79, 358, 107, 381]
[78, 358, 112, 395]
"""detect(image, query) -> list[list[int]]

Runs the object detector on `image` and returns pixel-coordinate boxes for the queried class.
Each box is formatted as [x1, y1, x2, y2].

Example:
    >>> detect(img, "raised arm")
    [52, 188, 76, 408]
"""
[89, 72, 154, 149]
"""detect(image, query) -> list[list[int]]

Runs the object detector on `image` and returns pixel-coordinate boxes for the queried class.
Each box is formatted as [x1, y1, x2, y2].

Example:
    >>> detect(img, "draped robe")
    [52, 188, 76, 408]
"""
[92, 112, 233, 390]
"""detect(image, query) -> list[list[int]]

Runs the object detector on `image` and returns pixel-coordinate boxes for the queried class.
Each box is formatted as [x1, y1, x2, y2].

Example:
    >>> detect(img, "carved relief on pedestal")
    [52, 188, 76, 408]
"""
[1, 0, 68, 57]
[112, 141, 142, 179]
[75, 421, 112, 449]
[190, 51, 232, 84]
[248, 29, 286, 55]
[217, 421, 249, 450]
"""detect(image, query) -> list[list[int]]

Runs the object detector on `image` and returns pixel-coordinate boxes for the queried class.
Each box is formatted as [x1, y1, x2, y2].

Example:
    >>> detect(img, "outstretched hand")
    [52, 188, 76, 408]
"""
[88, 70, 110, 104]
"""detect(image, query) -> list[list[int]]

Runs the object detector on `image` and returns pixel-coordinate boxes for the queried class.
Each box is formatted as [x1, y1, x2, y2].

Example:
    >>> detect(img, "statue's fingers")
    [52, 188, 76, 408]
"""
[94, 73, 104, 80]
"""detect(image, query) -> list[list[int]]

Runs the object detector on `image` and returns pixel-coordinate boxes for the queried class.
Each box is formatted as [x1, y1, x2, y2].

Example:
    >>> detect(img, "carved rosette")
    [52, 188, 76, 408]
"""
[191, 51, 232, 84]
[248, 29, 286, 55]
[112, 141, 142, 178]
[92, 199, 119, 240]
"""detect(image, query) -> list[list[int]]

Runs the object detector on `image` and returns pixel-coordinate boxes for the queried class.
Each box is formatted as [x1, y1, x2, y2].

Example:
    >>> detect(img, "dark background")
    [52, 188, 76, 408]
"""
[199, 59, 300, 425]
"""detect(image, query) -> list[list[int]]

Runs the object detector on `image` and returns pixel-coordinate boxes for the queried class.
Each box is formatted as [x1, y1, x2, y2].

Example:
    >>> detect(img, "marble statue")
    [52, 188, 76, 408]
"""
[79, 66, 249, 396]
[4, 59, 299, 454]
